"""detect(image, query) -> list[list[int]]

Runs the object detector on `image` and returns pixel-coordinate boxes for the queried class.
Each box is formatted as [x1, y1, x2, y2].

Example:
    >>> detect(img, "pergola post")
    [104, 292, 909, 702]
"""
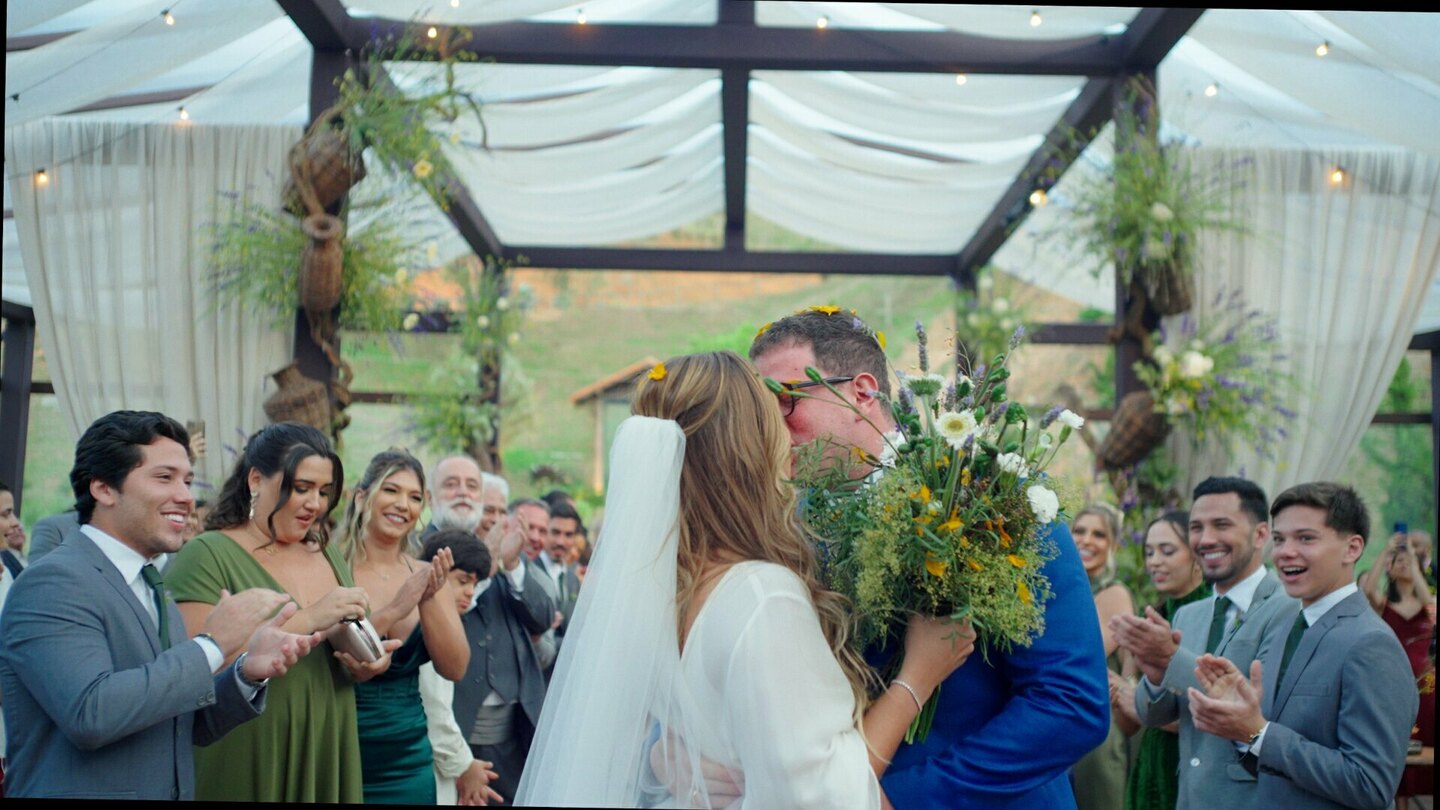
[0, 302, 36, 515]
[1112, 70, 1161, 403]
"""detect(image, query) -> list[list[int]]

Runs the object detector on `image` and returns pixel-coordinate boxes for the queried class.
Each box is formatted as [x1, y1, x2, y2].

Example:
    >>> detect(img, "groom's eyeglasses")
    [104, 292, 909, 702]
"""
[774, 377, 855, 417]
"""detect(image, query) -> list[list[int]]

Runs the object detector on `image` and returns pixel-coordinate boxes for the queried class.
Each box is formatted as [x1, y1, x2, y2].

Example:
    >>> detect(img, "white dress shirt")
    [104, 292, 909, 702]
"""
[80, 524, 257, 697]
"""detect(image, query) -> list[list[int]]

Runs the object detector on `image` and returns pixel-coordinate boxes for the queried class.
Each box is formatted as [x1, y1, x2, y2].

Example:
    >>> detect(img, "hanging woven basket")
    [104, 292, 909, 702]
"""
[1145, 262, 1194, 317]
[263, 362, 331, 431]
[298, 213, 344, 315]
[282, 116, 366, 216]
[1097, 390, 1172, 470]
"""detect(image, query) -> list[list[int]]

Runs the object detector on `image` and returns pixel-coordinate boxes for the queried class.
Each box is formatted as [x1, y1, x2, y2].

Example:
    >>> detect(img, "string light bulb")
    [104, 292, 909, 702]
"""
[427, 25, 438, 38]
[1030, 9, 1042, 27]
[162, 9, 175, 25]
[955, 73, 968, 86]
[1315, 41, 1330, 57]
[1029, 188, 1048, 207]
[576, 8, 587, 25]
[35, 168, 49, 187]
[816, 15, 829, 29]
[1204, 82, 1219, 97]
[177, 106, 189, 120]
[1329, 166, 1346, 185]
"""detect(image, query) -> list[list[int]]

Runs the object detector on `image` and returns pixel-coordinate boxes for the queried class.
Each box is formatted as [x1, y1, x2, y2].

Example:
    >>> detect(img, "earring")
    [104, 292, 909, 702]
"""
[248, 490, 258, 521]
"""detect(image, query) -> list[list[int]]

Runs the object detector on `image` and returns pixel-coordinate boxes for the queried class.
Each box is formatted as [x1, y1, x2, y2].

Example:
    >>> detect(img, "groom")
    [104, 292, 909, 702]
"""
[749, 308, 1110, 808]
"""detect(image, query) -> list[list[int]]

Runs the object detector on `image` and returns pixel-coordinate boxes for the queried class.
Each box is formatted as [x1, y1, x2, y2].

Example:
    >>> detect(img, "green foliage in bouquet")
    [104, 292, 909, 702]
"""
[336, 25, 486, 210]
[1133, 288, 1298, 458]
[207, 195, 416, 332]
[780, 318, 1084, 741]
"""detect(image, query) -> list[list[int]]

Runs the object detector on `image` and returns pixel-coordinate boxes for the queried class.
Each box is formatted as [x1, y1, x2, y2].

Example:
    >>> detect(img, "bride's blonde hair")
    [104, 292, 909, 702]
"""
[631, 351, 877, 719]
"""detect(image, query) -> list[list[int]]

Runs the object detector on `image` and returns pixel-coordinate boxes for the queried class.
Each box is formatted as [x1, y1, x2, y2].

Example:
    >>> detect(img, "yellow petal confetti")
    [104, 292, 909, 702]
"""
[755, 322, 773, 339]
[807, 305, 841, 315]
[1018, 580, 1033, 604]
[875, 330, 887, 350]
[648, 363, 667, 381]
[1008, 554, 1027, 568]
[924, 555, 948, 578]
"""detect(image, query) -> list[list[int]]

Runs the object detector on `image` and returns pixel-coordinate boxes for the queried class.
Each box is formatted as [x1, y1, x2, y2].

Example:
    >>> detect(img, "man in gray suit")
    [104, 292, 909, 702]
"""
[449, 509, 554, 804]
[1189, 482, 1416, 810]
[23, 508, 79, 565]
[1113, 476, 1297, 809]
[0, 410, 323, 800]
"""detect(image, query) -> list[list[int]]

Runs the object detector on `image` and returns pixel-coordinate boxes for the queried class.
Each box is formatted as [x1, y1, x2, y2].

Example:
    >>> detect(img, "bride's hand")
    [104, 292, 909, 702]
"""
[898, 614, 976, 697]
[650, 729, 745, 806]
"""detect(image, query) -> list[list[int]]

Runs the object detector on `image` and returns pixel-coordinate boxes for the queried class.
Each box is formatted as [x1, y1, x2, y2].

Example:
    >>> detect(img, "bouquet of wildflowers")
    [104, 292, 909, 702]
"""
[1134, 288, 1296, 457]
[778, 322, 1081, 741]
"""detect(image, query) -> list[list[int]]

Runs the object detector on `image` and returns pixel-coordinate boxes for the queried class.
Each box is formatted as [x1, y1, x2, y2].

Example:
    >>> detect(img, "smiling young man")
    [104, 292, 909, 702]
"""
[1115, 476, 1297, 809]
[1187, 482, 1415, 810]
[0, 410, 322, 800]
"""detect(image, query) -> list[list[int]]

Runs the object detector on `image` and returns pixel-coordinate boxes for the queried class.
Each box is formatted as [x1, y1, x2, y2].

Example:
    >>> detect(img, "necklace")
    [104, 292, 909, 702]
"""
[245, 521, 279, 556]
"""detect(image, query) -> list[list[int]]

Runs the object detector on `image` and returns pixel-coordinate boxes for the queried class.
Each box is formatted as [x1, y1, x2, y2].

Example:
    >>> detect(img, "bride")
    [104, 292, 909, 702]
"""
[516, 351, 973, 808]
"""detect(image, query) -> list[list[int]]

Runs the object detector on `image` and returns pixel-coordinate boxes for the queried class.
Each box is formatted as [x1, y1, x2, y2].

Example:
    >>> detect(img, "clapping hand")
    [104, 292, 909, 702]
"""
[304, 586, 371, 633]
[1187, 654, 1266, 743]
[1110, 607, 1181, 684]
[335, 637, 404, 683]
[204, 588, 296, 658]
[238, 601, 325, 681]
[484, 516, 525, 573]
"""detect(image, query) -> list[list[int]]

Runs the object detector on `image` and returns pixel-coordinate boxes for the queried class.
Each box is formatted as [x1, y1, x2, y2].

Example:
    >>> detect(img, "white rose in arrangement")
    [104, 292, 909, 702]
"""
[992, 297, 1011, 314]
[1027, 485, 1060, 524]
[1057, 409, 1085, 430]
[996, 452, 1028, 477]
[1166, 397, 1190, 416]
[402, 313, 420, 331]
[1150, 201, 1175, 222]
[966, 312, 981, 327]
[1178, 350, 1214, 380]
[936, 410, 979, 449]
[877, 430, 907, 468]
[978, 273, 994, 291]
[476, 315, 490, 329]
[496, 297, 510, 311]
[1153, 345, 1173, 366]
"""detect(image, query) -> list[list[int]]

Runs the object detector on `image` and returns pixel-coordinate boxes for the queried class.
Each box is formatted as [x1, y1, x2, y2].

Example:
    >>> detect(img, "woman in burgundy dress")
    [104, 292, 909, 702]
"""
[1362, 530, 1436, 809]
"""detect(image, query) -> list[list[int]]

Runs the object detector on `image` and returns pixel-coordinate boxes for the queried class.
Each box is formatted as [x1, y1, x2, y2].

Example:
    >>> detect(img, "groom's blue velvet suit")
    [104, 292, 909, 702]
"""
[874, 522, 1110, 808]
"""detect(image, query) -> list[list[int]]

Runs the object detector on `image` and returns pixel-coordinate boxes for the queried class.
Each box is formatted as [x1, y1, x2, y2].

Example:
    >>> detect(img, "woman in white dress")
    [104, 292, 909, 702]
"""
[517, 351, 973, 808]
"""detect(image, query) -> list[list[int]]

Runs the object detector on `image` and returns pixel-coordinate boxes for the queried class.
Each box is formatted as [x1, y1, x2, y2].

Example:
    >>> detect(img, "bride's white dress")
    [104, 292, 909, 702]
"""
[514, 416, 879, 809]
[659, 560, 881, 809]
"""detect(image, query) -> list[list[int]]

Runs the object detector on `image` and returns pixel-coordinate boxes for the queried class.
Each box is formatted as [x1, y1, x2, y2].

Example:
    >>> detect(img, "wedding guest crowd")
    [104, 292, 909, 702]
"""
[0, 399, 1433, 807]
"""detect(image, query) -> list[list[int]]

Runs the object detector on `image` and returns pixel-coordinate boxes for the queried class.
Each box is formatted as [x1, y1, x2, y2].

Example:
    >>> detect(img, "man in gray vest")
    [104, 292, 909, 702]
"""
[450, 504, 554, 804]
[1113, 475, 1298, 809]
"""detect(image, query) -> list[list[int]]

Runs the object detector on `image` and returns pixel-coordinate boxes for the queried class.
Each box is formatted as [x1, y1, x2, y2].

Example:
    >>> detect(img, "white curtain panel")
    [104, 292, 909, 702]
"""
[1166, 147, 1440, 500]
[6, 118, 300, 490]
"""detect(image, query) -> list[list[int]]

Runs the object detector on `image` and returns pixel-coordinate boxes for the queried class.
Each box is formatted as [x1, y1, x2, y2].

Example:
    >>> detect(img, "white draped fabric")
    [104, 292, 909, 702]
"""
[1164, 147, 1440, 498]
[6, 119, 299, 488]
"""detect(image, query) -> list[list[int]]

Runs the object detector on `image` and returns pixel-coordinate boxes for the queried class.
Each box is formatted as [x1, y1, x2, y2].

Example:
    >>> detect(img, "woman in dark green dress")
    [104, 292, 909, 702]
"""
[1112, 510, 1209, 810]
[336, 450, 470, 804]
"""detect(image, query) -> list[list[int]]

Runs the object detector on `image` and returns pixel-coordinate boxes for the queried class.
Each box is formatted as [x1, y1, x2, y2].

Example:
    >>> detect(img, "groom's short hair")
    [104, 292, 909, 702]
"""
[749, 309, 891, 401]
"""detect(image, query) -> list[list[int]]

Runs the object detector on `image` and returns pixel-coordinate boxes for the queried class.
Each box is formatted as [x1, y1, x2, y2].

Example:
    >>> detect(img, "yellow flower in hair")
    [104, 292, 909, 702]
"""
[648, 363, 667, 381]
[755, 322, 773, 340]
[875, 330, 887, 350]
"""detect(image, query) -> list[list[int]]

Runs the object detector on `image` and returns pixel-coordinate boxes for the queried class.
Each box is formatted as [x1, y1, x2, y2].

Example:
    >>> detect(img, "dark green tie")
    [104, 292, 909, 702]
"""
[1275, 612, 1309, 687]
[1206, 595, 1233, 653]
[140, 564, 172, 651]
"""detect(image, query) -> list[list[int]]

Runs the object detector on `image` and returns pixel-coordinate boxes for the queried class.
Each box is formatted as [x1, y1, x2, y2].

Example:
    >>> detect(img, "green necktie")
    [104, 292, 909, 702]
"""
[140, 563, 172, 651]
[1275, 612, 1309, 687]
[1206, 595, 1233, 653]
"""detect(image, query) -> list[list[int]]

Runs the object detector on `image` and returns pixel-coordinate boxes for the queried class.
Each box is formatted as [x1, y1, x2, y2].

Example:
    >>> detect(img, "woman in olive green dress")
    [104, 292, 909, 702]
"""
[335, 450, 469, 804]
[167, 422, 397, 803]
[1070, 503, 1136, 810]
[1111, 510, 1210, 810]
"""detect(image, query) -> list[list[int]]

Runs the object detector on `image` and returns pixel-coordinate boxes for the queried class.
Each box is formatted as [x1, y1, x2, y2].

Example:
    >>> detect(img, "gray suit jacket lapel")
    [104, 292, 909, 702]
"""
[1269, 590, 1365, 715]
[76, 531, 163, 657]
[1215, 572, 1279, 655]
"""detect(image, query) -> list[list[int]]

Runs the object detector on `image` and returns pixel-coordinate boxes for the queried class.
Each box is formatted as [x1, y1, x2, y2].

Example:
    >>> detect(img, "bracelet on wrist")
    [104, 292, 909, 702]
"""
[890, 678, 924, 714]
